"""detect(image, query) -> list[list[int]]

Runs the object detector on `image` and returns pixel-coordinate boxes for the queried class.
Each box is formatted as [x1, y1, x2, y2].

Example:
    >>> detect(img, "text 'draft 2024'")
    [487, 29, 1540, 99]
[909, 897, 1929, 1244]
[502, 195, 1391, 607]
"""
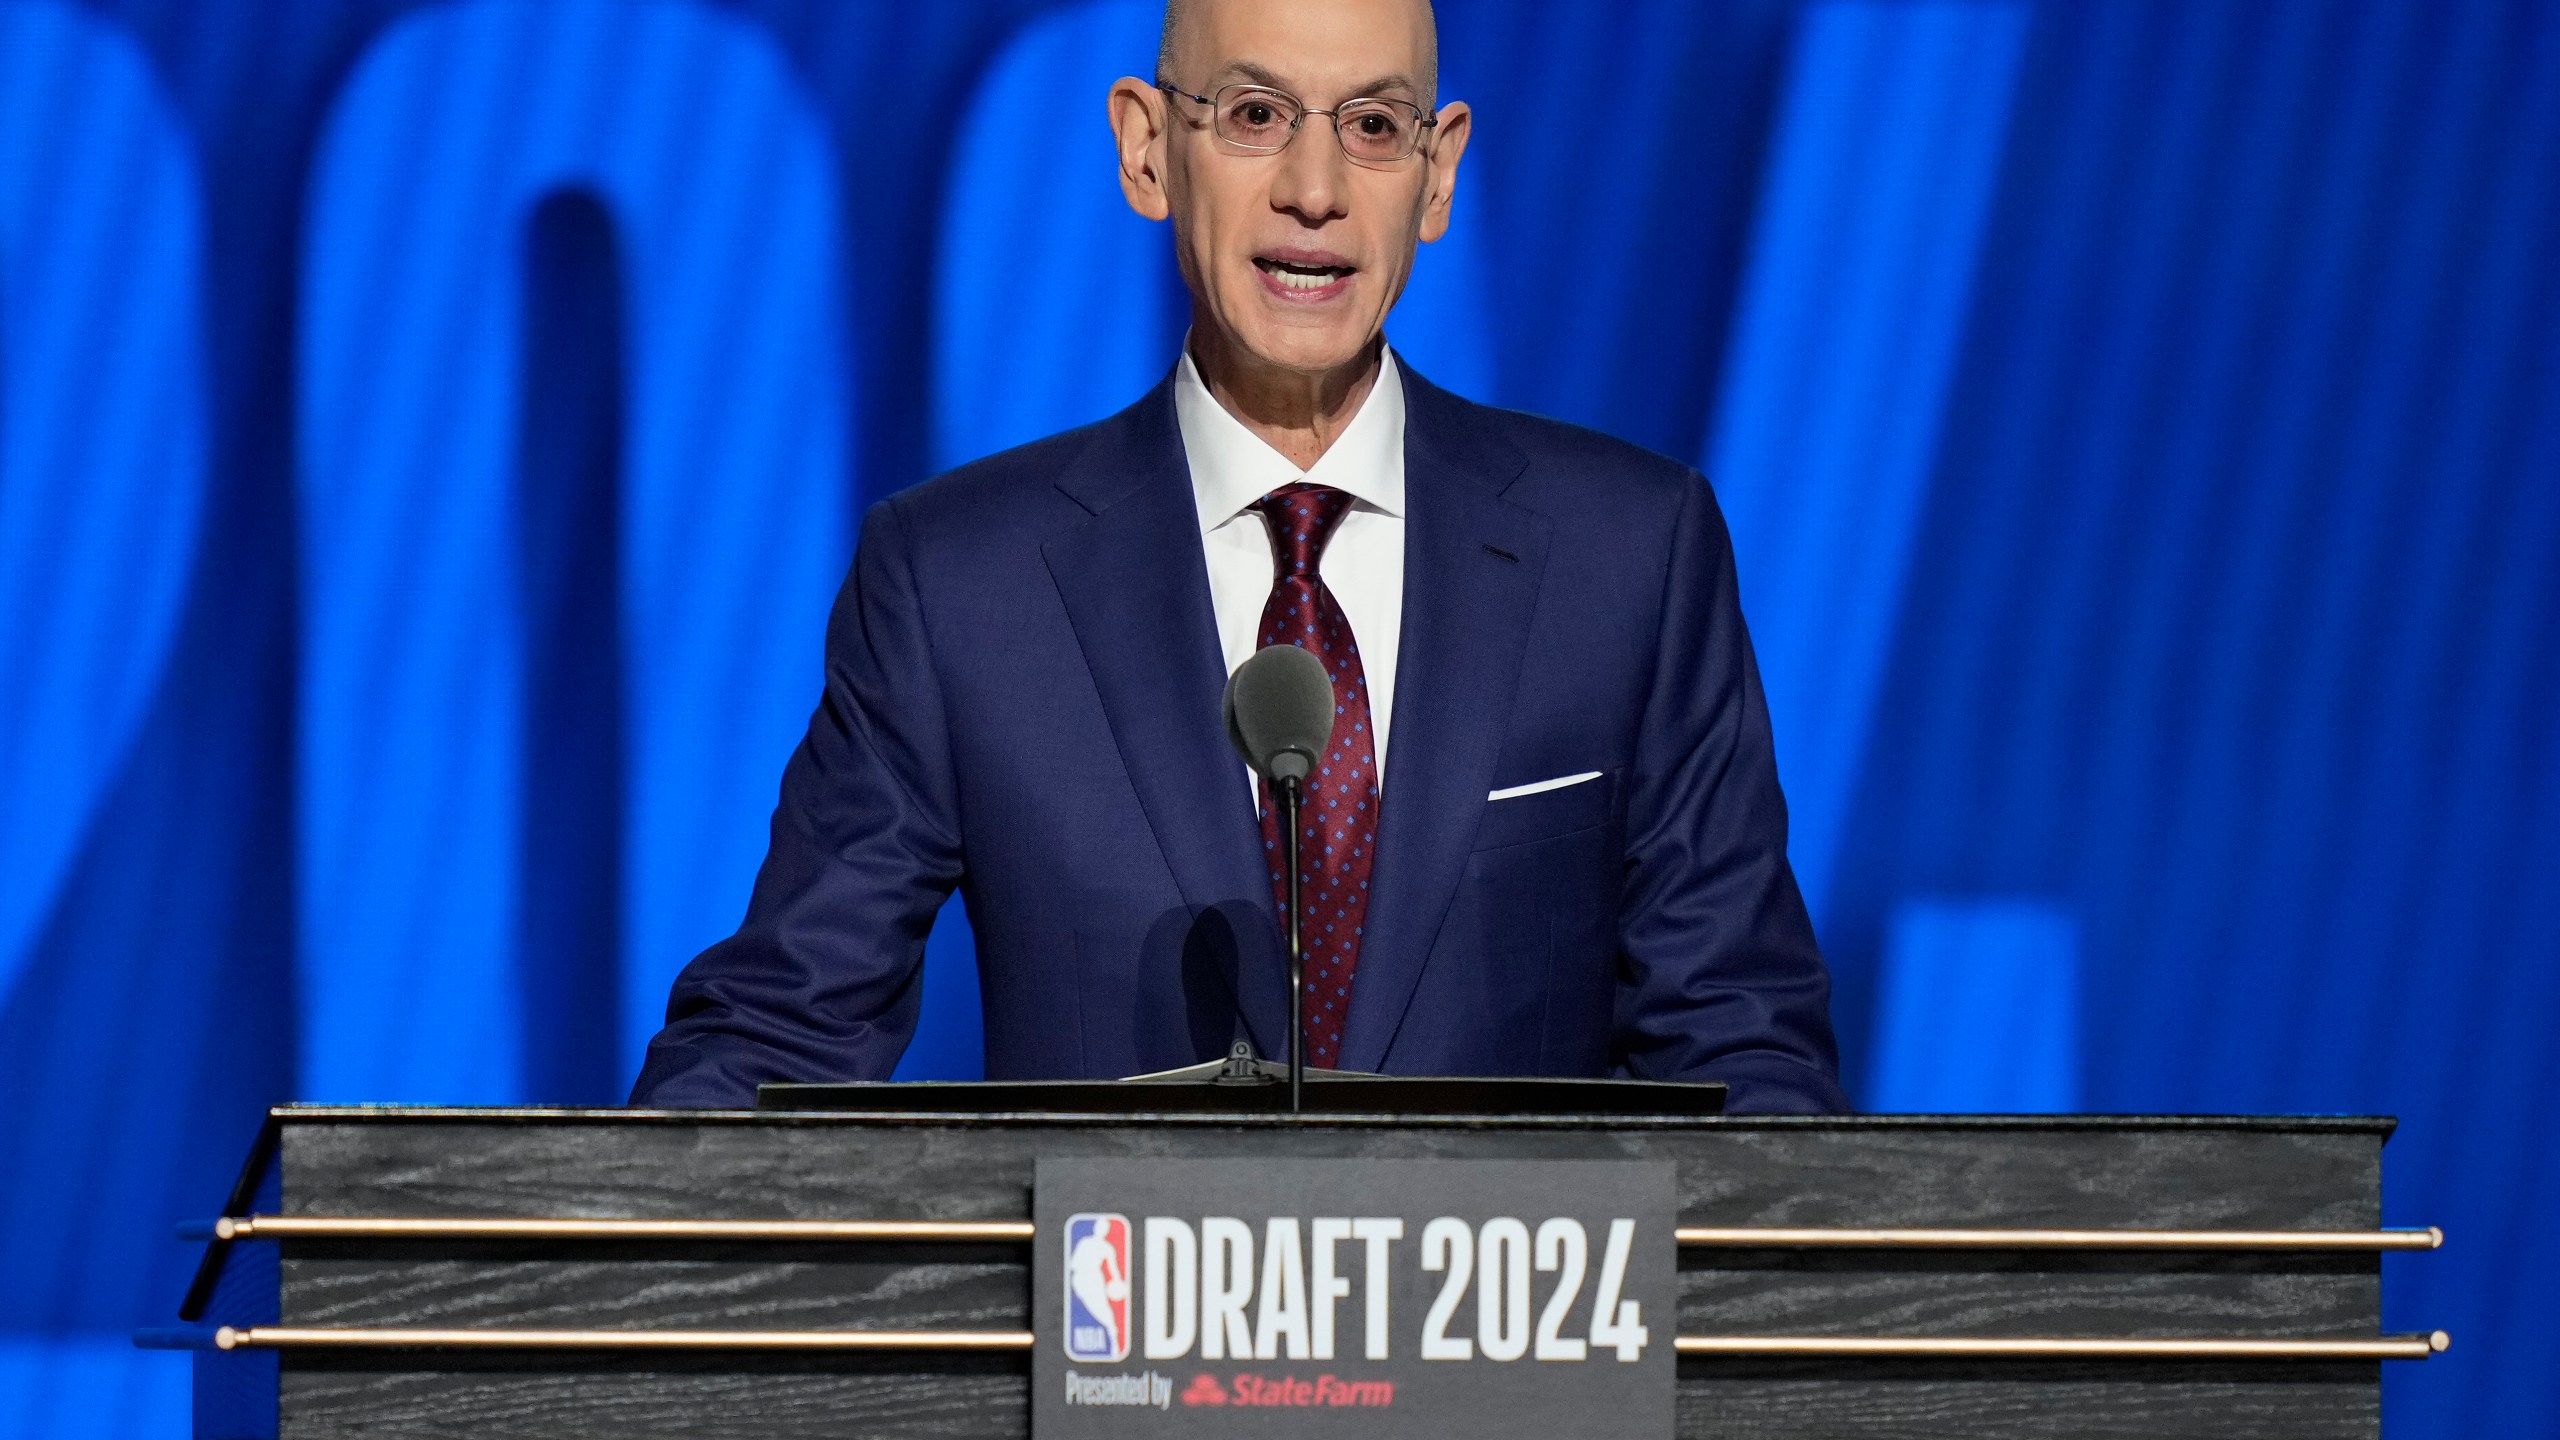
[1035, 1158, 1674, 1438]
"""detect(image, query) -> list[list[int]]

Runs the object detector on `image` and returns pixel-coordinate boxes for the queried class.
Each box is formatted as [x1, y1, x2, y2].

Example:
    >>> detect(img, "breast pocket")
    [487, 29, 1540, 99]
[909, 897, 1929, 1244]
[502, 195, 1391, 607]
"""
[1463, 772, 1621, 1073]
[1473, 769, 1614, 853]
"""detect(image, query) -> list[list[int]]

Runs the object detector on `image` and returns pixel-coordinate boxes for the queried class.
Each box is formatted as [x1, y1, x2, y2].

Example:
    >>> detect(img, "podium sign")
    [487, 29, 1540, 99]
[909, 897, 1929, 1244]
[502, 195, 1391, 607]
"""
[1033, 1159, 1674, 1438]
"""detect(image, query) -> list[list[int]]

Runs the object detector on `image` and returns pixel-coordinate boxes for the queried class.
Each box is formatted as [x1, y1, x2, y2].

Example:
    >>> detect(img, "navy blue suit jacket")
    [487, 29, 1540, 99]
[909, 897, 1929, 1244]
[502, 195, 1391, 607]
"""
[631, 366, 1846, 1113]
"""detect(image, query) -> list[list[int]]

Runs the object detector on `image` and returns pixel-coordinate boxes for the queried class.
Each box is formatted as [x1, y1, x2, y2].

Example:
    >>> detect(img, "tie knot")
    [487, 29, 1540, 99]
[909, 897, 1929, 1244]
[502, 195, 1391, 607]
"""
[1250, 483, 1357, 577]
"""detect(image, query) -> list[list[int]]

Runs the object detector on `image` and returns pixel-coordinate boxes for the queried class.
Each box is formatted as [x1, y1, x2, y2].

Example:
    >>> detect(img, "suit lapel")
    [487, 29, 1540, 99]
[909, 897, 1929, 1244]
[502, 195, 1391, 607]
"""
[1338, 370, 1547, 1072]
[1041, 382, 1285, 1049]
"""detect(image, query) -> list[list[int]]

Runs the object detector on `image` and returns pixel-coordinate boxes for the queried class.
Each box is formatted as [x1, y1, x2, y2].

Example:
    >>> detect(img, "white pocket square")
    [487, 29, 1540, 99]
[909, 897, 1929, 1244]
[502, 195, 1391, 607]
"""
[1487, 771, 1602, 802]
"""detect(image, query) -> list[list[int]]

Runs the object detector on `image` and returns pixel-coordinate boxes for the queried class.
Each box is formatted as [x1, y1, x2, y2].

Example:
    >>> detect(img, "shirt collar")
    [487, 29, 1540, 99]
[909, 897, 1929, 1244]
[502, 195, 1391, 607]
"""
[1175, 342, 1408, 536]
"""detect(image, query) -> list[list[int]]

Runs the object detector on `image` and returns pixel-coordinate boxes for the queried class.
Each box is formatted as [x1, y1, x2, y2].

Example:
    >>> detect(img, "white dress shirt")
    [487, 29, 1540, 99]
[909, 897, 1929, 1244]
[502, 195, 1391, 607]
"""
[1175, 346, 1407, 786]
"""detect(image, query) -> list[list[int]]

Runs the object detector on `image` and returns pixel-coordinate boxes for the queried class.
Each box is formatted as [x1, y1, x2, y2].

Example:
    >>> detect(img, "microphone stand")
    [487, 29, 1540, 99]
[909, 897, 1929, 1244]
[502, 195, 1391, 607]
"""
[1278, 774, 1306, 1114]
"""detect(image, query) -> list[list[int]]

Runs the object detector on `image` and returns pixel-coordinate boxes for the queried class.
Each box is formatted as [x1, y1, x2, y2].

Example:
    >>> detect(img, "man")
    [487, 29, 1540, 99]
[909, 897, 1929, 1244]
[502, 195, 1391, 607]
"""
[631, 0, 1846, 1113]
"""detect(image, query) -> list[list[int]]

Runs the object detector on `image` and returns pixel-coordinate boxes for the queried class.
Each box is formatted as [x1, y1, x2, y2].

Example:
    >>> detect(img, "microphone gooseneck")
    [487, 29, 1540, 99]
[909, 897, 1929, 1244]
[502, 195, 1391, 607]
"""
[1221, 644, 1337, 1113]
[1279, 774, 1306, 1114]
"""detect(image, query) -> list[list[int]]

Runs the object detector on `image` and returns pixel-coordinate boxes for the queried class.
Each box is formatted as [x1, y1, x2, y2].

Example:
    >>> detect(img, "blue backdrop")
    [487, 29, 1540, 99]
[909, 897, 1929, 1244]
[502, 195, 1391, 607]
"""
[0, 1, 2551, 1434]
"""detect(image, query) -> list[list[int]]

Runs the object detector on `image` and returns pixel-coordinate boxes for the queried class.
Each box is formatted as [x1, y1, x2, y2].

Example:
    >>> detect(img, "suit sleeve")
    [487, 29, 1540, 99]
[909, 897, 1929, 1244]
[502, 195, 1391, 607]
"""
[1612, 475, 1850, 1114]
[628, 495, 963, 1107]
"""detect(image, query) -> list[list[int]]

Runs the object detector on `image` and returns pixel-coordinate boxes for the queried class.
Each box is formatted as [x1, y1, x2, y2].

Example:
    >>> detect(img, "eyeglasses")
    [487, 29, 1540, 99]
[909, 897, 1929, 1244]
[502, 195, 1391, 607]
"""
[1157, 81, 1437, 167]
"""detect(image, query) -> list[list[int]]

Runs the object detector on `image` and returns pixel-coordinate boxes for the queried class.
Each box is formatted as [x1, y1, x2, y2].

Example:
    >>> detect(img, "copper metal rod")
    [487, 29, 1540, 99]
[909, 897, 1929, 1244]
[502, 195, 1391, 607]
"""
[212, 1326, 2448, 1360]
[216, 1325, 1035, 1352]
[213, 1216, 1036, 1243]
[208, 1215, 2440, 1251]
[1675, 1332, 2450, 1360]
[1672, 1226, 2444, 1251]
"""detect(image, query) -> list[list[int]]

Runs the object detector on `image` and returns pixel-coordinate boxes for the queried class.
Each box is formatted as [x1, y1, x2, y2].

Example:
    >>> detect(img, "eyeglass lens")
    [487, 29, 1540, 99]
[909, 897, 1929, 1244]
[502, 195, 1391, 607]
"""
[1212, 86, 1422, 162]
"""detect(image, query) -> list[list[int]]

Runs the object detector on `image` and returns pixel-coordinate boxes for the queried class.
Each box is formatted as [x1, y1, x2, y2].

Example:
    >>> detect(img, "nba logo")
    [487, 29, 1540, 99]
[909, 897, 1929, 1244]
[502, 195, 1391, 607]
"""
[1063, 1213, 1132, 1362]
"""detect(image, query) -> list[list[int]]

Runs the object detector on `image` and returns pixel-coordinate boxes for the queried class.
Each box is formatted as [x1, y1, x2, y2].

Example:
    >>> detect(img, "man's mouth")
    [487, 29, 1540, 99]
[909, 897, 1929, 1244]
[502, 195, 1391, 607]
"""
[1254, 255, 1356, 294]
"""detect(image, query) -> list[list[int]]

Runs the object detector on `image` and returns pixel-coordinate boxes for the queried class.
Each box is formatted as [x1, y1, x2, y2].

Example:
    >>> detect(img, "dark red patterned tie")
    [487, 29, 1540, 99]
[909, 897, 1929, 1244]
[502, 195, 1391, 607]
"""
[1249, 482, 1378, 1070]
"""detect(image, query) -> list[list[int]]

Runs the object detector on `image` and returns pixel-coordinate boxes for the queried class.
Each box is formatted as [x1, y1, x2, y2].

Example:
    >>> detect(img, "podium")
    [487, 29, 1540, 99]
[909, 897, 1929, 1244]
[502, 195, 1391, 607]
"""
[156, 1092, 2445, 1438]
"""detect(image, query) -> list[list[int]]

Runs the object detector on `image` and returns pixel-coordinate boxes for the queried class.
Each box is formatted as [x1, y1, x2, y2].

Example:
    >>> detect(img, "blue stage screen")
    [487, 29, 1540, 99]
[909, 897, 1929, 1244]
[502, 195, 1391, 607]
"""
[0, 2, 2550, 1433]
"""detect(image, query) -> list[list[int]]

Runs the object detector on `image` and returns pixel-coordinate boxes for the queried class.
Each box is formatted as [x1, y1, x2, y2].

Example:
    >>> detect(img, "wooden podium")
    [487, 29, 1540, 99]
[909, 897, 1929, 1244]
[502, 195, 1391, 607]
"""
[155, 1098, 2445, 1438]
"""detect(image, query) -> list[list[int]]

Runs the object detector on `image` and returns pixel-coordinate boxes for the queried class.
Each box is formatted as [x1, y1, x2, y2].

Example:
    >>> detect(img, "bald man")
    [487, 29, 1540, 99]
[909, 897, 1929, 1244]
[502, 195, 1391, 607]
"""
[631, 0, 1847, 1113]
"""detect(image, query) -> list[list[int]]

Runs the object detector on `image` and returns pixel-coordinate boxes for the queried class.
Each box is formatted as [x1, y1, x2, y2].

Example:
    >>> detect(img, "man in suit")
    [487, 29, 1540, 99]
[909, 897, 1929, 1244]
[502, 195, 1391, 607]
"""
[631, 0, 1847, 1113]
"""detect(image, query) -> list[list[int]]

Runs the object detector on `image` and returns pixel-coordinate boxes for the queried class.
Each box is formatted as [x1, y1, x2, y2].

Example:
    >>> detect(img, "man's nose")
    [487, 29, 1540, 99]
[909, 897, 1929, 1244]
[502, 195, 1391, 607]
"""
[1268, 118, 1350, 223]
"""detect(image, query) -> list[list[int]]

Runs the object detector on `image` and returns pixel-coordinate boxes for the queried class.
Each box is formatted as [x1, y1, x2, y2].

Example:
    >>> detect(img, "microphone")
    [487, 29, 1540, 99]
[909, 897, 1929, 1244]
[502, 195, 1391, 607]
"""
[1221, 644, 1335, 1112]
[1223, 642, 1334, 784]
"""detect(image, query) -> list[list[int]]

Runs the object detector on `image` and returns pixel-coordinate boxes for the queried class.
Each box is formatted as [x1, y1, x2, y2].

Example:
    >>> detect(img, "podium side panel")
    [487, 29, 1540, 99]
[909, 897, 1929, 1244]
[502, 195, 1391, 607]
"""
[197, 1153, 282, 1439]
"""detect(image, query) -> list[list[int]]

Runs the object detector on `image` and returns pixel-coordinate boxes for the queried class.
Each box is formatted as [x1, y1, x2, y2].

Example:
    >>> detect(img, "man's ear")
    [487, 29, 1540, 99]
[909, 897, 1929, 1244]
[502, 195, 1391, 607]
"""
[1417, 100, 1472, 244]
[1109, 77, 1173, 221]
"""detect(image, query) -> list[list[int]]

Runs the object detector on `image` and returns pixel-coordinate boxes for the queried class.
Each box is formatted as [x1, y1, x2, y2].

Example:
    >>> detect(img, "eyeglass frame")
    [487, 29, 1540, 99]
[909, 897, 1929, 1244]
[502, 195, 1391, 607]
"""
[1155, 79, 1440, 166]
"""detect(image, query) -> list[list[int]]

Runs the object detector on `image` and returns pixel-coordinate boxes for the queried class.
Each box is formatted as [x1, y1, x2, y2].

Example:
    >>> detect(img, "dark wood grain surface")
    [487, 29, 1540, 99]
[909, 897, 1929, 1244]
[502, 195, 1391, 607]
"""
[249, 1113, 2393, 1438]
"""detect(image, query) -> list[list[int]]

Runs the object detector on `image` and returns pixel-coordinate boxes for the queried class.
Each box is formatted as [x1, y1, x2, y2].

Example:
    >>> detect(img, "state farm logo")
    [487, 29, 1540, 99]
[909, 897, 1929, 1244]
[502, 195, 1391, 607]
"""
[1182, 1372, 1396, 1408]
[1063, 1213, 1132, 1362]
[1181, 1373, 1228, 1405]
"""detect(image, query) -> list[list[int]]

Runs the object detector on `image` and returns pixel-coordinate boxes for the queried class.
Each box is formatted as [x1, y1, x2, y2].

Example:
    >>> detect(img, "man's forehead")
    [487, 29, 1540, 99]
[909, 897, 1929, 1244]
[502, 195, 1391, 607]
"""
[1168, 0, 1436, 98]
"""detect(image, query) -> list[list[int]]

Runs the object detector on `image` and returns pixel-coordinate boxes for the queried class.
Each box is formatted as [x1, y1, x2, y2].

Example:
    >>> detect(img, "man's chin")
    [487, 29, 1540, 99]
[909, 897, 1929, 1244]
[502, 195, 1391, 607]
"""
[1221, 320, 1382, 380]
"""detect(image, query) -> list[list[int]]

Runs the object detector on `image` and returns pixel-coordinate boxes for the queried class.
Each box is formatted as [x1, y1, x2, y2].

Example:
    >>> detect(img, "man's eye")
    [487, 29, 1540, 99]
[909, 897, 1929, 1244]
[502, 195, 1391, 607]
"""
[1240, 102, 1277, 126]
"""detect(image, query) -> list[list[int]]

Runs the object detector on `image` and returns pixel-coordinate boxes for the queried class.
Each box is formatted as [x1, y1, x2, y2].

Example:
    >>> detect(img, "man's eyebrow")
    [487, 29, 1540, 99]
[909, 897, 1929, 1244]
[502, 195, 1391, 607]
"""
[1346, 72, 1423, 100]
[1212, 59, 1290, 88]
[1208, 60, 1423, 100]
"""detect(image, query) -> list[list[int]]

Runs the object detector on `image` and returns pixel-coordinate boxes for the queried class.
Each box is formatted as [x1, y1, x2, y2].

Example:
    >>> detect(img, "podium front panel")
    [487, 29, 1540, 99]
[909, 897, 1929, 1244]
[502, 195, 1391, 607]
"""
[219, 1110, 2396, 1438]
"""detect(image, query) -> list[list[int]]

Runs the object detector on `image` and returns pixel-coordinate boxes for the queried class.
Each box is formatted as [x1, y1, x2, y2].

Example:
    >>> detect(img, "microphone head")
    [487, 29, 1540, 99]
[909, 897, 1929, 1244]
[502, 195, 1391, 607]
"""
[1222, 644, 1336, 785]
